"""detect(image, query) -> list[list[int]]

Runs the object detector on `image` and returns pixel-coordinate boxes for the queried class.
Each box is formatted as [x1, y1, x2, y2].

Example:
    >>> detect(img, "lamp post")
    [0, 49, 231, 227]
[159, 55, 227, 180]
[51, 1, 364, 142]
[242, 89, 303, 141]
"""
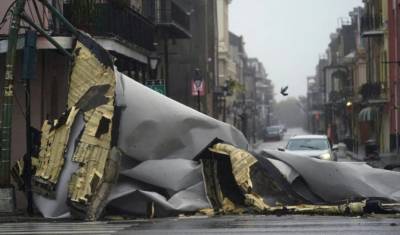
[146, 52, 164, 95]
[193, 68, 203, 112]
[243, 103, 254, 142]
[148, 52, 160, 80]
[252, 105, 257, 143]
[266, 104, 271, 127]
[232, 101, 238, 127]
[222, 81, 229, 122]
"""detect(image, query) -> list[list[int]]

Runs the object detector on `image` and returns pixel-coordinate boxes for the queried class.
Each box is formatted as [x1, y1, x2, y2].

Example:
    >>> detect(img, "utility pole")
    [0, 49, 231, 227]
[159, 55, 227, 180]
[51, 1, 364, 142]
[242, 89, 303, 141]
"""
[0, 0, 26, 213]
[222, 96, 226, 122]
[222, 81, 228, 122]
[163, 32, 169, 97]
[22, 30, 37, 215]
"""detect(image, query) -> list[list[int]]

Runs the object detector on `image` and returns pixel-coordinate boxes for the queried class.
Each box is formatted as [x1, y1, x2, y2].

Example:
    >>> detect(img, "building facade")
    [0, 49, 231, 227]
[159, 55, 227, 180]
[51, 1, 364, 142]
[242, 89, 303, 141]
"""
[388, 0, 400, 152]
[160, 0, 218, 116]
[307, 2, 396, 154]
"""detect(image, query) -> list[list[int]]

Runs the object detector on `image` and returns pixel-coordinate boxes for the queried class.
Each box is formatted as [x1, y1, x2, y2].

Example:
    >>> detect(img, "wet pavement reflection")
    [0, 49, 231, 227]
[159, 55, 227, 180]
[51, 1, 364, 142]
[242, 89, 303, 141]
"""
[117, 215, 400, 235]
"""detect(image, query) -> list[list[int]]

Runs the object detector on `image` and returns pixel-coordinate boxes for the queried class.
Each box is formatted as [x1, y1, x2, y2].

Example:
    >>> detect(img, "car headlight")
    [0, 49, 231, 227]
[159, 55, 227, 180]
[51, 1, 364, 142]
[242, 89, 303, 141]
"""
[319, 153, 332, 161]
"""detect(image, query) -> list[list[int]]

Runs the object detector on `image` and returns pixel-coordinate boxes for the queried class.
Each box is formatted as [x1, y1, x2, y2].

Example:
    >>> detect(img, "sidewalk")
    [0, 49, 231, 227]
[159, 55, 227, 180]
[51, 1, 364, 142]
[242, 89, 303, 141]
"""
[0, 211, 137, 223]
[344, 144, 400, 169]
[0, 211, 53, 223]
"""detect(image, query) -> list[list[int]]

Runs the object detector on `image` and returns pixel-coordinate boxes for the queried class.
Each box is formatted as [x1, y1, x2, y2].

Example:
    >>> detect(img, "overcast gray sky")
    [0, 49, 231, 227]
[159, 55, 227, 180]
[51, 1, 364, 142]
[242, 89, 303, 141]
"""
[229, 0, 362, 101]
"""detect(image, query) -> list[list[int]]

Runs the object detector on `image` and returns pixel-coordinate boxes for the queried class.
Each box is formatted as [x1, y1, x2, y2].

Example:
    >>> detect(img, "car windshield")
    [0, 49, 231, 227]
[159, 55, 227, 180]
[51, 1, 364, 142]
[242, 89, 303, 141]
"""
[267, 127, 280, 133]
[287, 138, 329, 151]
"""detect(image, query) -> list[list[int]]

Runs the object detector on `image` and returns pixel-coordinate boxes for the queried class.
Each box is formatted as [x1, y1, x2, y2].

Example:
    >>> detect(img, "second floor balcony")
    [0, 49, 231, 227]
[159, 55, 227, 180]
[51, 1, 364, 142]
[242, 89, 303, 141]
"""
[63, 2, 156, 52]
[144, 0, 191, 39]
[359, 82, 388, 103]
[327, 85, 353, 104]
[361, 14, 384, 37]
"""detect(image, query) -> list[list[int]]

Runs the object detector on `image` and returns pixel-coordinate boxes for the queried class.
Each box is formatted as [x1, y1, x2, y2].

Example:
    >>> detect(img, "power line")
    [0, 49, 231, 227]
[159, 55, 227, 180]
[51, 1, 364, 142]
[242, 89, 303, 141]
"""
[0, 1, 17, 31]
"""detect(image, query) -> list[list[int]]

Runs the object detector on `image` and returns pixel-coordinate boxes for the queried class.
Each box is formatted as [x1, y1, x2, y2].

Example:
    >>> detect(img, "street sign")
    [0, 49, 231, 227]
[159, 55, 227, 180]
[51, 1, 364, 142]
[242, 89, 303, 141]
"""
[315, 112, 320, 121]
[146, 79, 166, 95]
[191, 80, 205, 96]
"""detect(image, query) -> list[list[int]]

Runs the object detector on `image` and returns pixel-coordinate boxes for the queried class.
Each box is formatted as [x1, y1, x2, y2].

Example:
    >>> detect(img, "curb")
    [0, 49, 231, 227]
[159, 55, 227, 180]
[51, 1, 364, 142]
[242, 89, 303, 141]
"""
[345, 151, 363, 162]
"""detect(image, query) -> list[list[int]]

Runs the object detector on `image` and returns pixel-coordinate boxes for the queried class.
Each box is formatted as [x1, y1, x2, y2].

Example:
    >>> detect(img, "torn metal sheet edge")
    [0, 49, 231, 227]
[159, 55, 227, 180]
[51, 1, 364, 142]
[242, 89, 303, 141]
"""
[205, 143, 400, 216]
[209, 143, 265, 212]
[32, 106, 79, 197]
[31, 32, 119, 221]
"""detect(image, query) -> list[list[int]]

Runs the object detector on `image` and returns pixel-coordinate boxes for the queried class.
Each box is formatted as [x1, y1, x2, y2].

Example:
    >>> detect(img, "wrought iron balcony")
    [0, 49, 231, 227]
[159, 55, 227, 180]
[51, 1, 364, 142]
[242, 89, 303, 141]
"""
[359, 82, 388, 102]
[310, 104, 324, 111]
[63, 2, 156, 51]
[144, 0, 191, 39]
[360, 15, 384, 37]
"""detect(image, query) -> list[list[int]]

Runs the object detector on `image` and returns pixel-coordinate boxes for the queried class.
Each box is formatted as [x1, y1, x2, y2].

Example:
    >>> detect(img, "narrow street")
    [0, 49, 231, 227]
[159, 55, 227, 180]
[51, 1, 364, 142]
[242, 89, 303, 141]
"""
[255, 127, 310, 151]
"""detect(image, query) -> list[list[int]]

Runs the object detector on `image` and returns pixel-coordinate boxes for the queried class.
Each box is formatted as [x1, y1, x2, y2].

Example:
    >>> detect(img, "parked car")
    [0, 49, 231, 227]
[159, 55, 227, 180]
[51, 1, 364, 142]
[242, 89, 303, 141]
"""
[264, 125, 284, 140]
[279, 135, 337, 161]
[277, 124, 287, 133]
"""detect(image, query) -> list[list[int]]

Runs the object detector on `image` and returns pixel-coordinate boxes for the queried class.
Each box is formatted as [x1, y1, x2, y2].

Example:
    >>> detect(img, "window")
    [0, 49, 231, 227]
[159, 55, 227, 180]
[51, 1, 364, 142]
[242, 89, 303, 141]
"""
[287, 139, 330, 151]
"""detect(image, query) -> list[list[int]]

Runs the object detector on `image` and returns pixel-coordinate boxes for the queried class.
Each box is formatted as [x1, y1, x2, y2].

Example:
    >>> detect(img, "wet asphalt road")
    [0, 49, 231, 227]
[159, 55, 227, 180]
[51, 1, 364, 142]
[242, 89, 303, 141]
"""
[2, 128, 395, 234]
[255, 127, 309, 152]
[1, 215, 399, 234]
[118, 215, 400, 235]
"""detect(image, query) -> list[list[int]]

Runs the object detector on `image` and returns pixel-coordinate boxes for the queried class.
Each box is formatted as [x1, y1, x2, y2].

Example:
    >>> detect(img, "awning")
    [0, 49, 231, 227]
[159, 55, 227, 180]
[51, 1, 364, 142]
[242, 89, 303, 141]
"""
[358, 106, 378, 121]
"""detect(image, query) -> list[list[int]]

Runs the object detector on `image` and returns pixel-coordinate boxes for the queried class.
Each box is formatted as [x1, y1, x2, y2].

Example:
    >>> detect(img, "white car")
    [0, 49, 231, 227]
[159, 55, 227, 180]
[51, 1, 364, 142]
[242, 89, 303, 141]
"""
[280, 135, 337, 161]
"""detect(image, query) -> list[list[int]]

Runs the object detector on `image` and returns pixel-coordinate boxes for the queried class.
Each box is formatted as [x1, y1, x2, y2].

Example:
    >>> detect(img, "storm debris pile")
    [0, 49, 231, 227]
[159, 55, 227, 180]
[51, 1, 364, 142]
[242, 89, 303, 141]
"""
[202, 144, 400, 216]
[13, 32, 400, 221]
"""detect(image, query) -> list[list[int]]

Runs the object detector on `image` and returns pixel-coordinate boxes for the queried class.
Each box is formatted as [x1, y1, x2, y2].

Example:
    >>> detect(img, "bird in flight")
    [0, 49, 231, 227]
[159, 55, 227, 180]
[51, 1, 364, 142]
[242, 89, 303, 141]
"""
[280, 86, 288, 96]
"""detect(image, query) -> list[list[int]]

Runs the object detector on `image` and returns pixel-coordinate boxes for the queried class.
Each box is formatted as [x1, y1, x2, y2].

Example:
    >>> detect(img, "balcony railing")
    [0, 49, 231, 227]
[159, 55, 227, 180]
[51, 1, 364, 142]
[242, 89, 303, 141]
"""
[329, 91, 345, 103]
[361, 15, 384, 34]
[144, 0, 191, 39]
[311, 103, 324, 110]
[63, 3, 156, 51]
[359, 82, 387, 101]
[328, 86, 352, 104]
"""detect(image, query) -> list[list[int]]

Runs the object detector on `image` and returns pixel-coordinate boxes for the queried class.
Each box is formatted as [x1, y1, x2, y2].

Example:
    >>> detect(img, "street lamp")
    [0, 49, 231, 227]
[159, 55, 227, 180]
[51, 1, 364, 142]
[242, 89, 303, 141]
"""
[232, 101, 241, 127]
[243, 102, 257, 143]
[193, 68, 203, 112]
[148, 52, 160, 80]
